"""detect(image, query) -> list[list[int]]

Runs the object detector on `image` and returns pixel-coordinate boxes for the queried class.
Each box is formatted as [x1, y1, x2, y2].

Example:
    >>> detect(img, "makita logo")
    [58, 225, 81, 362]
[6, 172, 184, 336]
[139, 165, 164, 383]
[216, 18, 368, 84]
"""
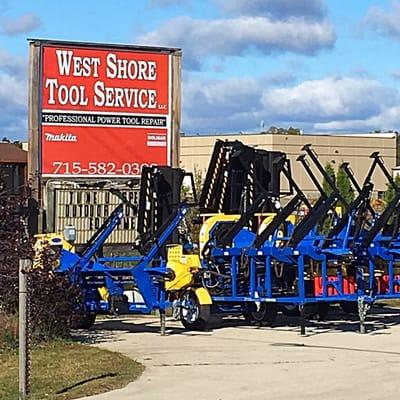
[45, 133, 77, 142]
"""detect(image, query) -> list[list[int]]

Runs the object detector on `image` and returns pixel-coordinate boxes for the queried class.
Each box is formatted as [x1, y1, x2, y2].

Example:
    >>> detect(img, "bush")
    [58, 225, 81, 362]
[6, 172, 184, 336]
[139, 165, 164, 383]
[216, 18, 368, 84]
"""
[29, 246, 81, 339]
[0, 185, 80, 341]
[0, 192, 33, 314]
[0, 312, 18, 351]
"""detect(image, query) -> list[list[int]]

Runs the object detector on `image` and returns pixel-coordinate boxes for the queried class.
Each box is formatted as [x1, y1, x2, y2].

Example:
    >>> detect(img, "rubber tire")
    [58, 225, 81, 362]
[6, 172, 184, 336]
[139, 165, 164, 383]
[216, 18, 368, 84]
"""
[180, 291, 210, 331]
[280, 304, 300, 317]
[70, 313, 96, 330]
[316, 302, 330, 321]
[244, 303, 278, 326]
[340, 301, 358, 314]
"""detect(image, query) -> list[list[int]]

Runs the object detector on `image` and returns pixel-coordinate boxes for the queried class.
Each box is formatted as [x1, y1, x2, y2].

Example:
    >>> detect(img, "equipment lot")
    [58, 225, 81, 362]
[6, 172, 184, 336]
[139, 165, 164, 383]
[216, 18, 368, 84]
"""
[81, 306, 400, 400]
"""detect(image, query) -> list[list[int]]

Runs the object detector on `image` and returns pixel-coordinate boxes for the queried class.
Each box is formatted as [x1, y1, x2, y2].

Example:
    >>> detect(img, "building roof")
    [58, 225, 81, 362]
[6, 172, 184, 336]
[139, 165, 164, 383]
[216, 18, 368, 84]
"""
[182, 131, 398, 139]
[0, 142, 27, 163]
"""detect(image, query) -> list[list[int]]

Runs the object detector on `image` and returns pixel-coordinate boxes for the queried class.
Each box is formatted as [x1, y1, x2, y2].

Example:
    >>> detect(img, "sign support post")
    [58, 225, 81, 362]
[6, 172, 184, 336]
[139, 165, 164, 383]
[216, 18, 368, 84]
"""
[19, 259, 31, 400]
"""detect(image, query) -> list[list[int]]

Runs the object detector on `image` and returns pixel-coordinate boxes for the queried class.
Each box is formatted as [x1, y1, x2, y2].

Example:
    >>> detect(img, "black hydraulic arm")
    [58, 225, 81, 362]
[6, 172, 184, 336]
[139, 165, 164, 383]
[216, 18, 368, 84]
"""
[340, 160, 376, 217]
[138, 205, 182, 254]
[325, 182, 373, 241]
[217, 194, 268, 248]
[371, 152, 399, 189]
[362, 153, 400, 247]
[297, 154, 326, 197]
[253, 194, 302, 248]
[136, 166, 197, 254]
[277, 152, 333, 248]
[253, 159, 311, 248]
[281, 159, 312, 210]
[341, 162, 362, 192]
[327, 156, 379, 239]
[363, 193, 400, 247]
[302, 144, 349, 208]
[216, 155, 298, 248]
[110, 188, 138, 213]
[287, 192, 339, 248]
[284, 145, 344, 248]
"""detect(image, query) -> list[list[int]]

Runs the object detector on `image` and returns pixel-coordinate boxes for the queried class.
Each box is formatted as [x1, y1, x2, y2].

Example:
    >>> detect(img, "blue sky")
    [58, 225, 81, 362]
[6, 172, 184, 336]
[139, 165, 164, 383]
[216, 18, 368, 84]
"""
[1, 0, 400, 139]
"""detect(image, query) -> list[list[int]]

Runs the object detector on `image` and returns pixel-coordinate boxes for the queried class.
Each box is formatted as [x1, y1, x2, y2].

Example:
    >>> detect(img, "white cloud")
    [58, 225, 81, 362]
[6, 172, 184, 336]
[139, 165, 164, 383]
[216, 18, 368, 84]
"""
[0, 50, 27, 139]
[261, 77, 397, 122]
[0, 73, 25, 109]
[363, 1, 400, 40]
[0, 74, 27, 139]
[0, 49, 26, 78]
[1, 12, 41, 36]
[181, 75, 400, 134]
[217, 0, 327, 20]
[391, 70, 400, 81]
[138, 16, 336, 69]
[315, 106, 400, 131]
[183, 76, 263, 132]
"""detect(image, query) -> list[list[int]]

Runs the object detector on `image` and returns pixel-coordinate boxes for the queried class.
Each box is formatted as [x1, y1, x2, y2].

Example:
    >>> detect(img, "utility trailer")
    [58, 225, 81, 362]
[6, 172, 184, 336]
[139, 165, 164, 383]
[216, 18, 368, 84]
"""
[39, 139, 400, 334]
[41, 166, 201, 333]
[188, 141, 400, 332]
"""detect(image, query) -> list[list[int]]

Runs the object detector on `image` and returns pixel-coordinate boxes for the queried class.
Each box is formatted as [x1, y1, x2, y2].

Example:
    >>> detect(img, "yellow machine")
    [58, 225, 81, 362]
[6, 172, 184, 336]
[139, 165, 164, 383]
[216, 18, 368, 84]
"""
[165, 212, 298, 304]
[34, 233, 75, 252]
[199, 214, 240, 256]
[164, 216, 247, 304]
[33, 233, 75, 270]
[258, 213, 296, 234]
[165, 244, 200, 291]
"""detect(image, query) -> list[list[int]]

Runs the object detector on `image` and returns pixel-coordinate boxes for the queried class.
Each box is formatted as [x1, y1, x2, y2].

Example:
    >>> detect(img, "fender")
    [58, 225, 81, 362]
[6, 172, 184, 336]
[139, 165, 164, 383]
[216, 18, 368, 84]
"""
[194, 287, 212, 305]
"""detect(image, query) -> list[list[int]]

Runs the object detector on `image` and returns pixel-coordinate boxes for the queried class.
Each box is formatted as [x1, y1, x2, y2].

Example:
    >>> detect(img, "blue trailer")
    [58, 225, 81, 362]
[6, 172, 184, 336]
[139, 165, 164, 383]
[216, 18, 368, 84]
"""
[43, 140, 400, 334]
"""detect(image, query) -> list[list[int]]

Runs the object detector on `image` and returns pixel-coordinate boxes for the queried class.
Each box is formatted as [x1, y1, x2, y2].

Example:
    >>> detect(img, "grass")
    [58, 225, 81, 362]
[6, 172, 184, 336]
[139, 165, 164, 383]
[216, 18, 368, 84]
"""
[0, 340, 144, 400]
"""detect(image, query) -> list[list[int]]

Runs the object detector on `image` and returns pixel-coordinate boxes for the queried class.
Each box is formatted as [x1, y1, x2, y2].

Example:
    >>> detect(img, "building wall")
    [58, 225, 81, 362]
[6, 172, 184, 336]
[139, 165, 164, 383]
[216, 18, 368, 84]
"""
[180, 133, 397, 197]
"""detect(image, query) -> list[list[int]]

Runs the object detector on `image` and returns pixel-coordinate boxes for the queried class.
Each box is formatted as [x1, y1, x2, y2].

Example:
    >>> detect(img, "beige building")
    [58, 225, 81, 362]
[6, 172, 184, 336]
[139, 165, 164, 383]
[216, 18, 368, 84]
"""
[180, 133, 398, 198]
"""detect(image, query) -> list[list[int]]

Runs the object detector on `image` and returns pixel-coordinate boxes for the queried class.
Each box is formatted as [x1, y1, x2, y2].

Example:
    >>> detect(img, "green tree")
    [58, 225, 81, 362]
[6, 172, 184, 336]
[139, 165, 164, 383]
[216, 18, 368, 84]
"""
[181, 168, 204, 242]
[322, 162, 335, 197]
[265, 126, 302, 135]
[336, 166, 355, 209]
[287, 126, 301, 135]
[384, 174, 400, 204]
[320, 162, 336, 234]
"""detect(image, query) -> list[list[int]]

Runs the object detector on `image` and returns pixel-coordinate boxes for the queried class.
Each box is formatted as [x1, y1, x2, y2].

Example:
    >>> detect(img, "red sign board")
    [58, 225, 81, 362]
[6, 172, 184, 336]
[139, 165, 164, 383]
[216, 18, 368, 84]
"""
[40, 44, 172, 177]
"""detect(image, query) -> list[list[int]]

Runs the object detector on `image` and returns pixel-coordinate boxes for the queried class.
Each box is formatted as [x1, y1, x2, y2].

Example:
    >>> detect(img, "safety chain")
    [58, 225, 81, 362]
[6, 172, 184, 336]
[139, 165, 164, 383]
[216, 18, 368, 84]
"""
[27, 271, 32, 393]
[358, 296, 370, 334]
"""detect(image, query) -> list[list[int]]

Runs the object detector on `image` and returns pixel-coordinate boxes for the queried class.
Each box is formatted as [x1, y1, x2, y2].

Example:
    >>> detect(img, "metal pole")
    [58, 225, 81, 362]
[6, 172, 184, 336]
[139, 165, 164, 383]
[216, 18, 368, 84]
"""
[160, 309, 166, 336]
[358, 296, 370, 334]
[19, 259, 30, 400]
[160, 284, 166, 336]
[299, 304, 306, 336]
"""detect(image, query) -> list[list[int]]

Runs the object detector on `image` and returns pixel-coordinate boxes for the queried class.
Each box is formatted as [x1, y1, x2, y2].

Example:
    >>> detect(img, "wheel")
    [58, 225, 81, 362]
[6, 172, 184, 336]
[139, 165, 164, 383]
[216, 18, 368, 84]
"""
[340, 301, 358, 314]
[244, 303, 278, 326]
[316, 302, 330, 320]
[280, 304, 300, 317]
[180, 291, 210, 331]
[70, 313, 96, 329]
